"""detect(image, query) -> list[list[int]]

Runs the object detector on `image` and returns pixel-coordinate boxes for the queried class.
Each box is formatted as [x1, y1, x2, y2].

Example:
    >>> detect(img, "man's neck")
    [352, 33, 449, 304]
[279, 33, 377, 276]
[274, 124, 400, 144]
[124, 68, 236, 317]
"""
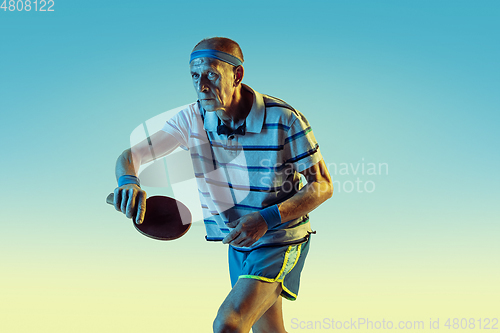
[216, 85, 254, 129]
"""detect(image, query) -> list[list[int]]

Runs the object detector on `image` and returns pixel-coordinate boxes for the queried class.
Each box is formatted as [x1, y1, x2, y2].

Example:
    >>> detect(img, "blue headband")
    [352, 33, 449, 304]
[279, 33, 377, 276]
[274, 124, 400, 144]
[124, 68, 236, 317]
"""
[189, 49, 243, 67]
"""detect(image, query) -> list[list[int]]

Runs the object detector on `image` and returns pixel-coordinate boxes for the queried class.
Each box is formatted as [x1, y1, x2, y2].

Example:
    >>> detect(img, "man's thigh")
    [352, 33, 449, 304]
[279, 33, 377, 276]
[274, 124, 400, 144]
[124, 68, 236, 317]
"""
[252, 295, 287, 333]
[215, 278, 282, 332]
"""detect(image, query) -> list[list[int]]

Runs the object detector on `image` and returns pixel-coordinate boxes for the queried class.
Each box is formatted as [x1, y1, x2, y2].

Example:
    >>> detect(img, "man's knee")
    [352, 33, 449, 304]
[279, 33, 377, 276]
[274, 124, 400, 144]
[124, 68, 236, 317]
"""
[213, 307, 246, 333]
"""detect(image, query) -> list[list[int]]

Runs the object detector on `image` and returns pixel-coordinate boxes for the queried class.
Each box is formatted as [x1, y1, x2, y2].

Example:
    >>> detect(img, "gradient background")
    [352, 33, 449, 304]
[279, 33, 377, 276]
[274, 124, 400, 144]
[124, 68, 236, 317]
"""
[1, 1, 499, 332]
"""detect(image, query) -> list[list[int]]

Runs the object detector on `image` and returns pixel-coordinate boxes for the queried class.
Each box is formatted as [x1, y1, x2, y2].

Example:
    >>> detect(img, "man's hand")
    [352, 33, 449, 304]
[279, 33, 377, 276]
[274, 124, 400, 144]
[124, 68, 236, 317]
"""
[113, 184, 146, 225]
[222, 211, 268, 247]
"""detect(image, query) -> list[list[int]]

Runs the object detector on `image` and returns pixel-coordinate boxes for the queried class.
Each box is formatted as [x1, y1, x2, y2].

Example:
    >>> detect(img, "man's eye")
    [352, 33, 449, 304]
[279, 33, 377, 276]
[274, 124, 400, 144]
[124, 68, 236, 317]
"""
[208, 72, 217, 78]
[192, 73, 199, 79]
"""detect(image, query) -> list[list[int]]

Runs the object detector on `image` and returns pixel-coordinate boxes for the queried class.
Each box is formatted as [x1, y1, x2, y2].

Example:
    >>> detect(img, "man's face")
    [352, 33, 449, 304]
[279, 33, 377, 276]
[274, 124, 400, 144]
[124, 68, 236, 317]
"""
[190, 57, 236, 113]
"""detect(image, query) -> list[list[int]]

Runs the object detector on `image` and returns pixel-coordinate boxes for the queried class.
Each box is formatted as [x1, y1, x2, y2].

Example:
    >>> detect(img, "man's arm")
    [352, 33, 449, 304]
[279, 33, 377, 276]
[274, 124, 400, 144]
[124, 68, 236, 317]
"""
[223, 159, 333, 247]
[278, 159, 333, 222]
[113, 130, 181, 224]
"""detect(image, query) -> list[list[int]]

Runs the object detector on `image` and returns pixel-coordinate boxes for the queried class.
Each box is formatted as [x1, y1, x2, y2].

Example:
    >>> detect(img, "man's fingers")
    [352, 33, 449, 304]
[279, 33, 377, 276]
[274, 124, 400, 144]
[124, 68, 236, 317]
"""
[226, 220, 238, 228]
[112, 185, 146, 222]
[236, 239, 254, 248]
[113, 188, 122, 212]
[223, 229, 240, 244]
[229, 232, 253, 248]
[125, 188, 137, 219]
[135, 191, 146, 224]
[120, 189, 129, 214]
[223, 218, 242, 243]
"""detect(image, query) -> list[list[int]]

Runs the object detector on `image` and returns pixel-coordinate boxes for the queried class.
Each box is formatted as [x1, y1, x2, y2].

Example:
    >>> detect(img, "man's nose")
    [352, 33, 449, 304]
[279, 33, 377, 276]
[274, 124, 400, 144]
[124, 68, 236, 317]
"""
[197, 77, 210, 93]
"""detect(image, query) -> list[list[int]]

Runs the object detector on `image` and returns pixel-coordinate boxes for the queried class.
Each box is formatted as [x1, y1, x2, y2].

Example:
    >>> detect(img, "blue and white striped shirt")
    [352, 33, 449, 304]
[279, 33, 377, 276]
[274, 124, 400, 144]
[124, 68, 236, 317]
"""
[162, 84, 323, 250]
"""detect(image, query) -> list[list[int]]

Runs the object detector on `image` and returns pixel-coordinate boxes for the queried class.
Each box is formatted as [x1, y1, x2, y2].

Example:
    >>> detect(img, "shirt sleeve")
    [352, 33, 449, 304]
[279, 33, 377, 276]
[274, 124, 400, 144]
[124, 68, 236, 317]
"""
[283, 111, 323, 173]
[161, 107, 191, 151]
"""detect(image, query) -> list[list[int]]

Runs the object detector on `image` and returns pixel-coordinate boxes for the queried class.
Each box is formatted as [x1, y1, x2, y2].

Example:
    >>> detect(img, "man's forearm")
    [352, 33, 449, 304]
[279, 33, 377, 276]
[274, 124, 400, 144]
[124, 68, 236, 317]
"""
[277, 179, 333, 223]
[114, 130, 181, 184]
[115, 148, 141, 182]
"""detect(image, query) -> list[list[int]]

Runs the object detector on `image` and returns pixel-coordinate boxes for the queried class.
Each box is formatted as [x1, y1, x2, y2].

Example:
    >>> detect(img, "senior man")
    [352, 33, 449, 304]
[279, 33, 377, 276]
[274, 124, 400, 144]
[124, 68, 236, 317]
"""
[113, 37, 333, 333]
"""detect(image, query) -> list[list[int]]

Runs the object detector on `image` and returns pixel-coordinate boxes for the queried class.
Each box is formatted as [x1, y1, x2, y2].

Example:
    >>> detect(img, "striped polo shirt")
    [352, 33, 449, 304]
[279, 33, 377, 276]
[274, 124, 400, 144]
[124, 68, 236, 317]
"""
[162, 84, 323, 250]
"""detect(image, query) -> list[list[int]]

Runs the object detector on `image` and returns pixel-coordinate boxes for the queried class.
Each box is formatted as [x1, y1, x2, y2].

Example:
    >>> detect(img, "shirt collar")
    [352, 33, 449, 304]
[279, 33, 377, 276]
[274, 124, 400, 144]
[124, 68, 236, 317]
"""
[202, 84, 265, 134]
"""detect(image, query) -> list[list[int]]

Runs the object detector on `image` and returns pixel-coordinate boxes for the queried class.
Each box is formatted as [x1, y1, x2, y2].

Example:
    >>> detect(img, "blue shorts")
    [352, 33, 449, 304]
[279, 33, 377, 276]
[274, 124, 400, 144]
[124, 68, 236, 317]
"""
[228, 237, 311, 301]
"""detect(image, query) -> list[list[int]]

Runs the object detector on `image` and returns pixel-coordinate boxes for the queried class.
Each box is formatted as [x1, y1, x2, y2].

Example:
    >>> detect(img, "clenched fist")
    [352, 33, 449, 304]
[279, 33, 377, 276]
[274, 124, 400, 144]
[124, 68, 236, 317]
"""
[113, 184, 146, 224]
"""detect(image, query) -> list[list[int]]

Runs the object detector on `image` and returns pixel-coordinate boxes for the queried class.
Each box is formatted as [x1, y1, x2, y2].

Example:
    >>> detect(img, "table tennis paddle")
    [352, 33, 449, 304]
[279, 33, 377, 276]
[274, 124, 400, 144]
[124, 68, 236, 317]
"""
[106, 193, 192, 241]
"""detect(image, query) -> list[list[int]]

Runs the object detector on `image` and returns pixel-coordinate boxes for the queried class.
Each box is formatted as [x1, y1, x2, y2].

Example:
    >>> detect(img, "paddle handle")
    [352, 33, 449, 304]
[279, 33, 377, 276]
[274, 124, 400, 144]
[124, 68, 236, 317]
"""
[106, 193, 114, 205]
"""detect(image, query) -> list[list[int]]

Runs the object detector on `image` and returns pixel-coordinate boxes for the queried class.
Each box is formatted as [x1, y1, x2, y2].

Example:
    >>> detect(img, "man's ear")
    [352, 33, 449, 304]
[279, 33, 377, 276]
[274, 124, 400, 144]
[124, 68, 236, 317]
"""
[234, 65, 244, 86]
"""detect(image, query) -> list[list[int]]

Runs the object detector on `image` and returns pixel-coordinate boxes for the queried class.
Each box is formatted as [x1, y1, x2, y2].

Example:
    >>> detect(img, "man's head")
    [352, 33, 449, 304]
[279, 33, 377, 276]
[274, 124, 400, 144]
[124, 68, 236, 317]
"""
[189, 37, 245, 114]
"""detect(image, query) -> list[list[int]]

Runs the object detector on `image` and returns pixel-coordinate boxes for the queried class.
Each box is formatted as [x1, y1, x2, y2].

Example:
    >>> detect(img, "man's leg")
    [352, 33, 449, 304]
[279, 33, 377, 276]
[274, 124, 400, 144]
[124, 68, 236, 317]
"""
[251, 295, 287, 333]
[213, 278, 287, 333]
